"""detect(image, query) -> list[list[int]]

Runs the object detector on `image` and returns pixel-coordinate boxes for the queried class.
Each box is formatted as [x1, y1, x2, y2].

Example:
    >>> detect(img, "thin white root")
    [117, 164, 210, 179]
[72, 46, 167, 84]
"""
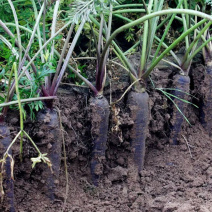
[182, 134, 193, 158]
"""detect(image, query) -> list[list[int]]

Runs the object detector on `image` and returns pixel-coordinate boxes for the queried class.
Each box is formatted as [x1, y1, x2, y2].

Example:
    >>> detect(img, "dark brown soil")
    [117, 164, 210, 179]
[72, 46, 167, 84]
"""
[1, 63, 212, 212]
[200, 65, 212, 136]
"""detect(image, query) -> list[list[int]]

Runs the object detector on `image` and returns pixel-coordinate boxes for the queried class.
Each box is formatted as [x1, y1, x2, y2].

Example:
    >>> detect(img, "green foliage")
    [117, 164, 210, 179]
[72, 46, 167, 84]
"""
[69, 0, 124, 23]
[36, 63, 56, 82]
[20, 63, 56, 120]
[68, 63, 87, 85]
[206, 0, 212, 6]
[120, 0, 143, 3]
[0, 61, 56, 120]
[0, 0, 33, 24]
[125, 27, 135, 42]
[0, 43, 17, 69]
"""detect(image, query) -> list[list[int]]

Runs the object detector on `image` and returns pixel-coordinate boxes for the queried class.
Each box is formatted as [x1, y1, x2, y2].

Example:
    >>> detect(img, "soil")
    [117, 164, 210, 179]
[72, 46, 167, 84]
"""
[1, 61, 212, 211]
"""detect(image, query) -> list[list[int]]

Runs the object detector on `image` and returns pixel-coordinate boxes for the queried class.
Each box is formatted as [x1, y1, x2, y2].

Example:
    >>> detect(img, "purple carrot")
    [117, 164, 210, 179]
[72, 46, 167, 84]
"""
[170, 74, 190, 144]
[36, 109, 61, 200]
[90, 96, 110, 186]
[0, 123, 15, 212]
[127, 91, 149, 172]
[200, 65, 212, 136]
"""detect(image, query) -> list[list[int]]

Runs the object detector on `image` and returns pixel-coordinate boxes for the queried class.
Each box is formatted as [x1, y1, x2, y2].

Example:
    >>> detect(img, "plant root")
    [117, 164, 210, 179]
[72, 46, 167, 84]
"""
[90, 95, 110, 186]
[200, 65, 212, 136]
[127, 91, 149, 173]
[170, 74, 190, 145]
[36, 108, 62, 200]
[0, 123, 15, 212]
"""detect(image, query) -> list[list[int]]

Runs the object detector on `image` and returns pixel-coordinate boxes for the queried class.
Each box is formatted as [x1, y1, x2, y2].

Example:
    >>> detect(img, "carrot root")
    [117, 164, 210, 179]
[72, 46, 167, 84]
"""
[36, 109, 61, 200]
[127, 91, 149, 172]
[200, 66, 212, 136]
[0, 124, 15, 212]
[170, 74, 190, 145]
[90, 96, 110, 186]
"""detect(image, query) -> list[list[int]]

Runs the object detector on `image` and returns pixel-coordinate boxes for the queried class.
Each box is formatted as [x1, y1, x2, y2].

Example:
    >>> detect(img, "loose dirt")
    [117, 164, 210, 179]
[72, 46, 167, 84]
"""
[1, 63, 212, 212]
